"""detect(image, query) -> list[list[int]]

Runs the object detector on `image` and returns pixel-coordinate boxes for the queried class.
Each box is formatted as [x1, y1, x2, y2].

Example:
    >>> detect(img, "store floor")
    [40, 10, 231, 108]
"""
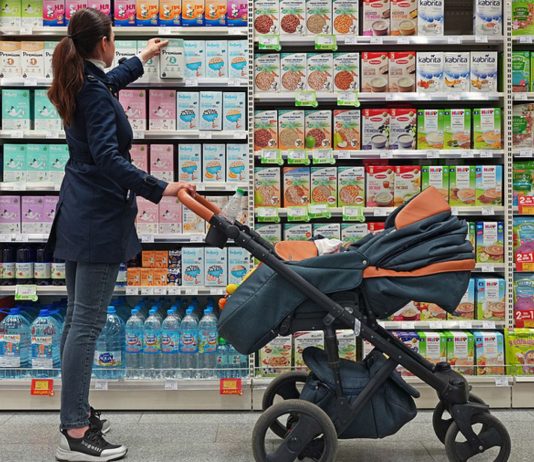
[0, 410, 533, 461]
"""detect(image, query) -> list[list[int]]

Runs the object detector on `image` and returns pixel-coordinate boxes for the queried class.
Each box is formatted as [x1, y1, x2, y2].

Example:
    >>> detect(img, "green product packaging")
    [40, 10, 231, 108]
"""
[422, 165, 450, 202]
[512, 51, 530, 92]
[472, 108, 502, 150]
[449, 166, 476, 206]
[513, 1, 534, 36]
[445, 331, 475, 376]
[417, 109, 445, 150]
[505, 329, 534, 375]
[443, 108, 471, 150]
[418, 332, 446, 365]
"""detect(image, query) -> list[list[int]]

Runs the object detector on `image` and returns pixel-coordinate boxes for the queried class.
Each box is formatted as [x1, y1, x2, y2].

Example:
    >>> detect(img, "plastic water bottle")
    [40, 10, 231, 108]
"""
[30, 309, 60, 378]
[0, 308, 31, 379]
[125, 308, 144, 379]
[228, 342, 249, 378]
[216, 338, 229, 379]
[94, 306, 125, 379]
[221, 188, 246, 222]
[198, 307, 218, 379]
[161, 308, 181, 379]
[180, 307, 198, 379]
[143, 307, 161, 379]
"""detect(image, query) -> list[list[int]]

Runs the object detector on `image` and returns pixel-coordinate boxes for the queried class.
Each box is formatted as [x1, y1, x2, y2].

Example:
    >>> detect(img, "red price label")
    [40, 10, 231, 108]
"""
[515, 310, 534, 328]
[516, 252, 534, 272]
[30, 379, 54, 396]
[219, 378, 243, 396]
[518, 196, 534, 214]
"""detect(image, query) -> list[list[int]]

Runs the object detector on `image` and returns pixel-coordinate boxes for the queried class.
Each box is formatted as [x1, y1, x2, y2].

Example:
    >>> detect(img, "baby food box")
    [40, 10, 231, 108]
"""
[254, 53, 280, 93]
[294, 331, 324, 371]
[443, 109, 472, 150]
[514, 275, 534, 327]
[137, 41, 159, 83]
[228, 247, 251, 284]
[159, 0, 181, 25]
[114, 0, 136, 26]
[389, 51, 416, 93]
[259, 335, 292, 376]
[333, 52, 359, 92]
[513, 161, 534, 206]
[417, 109, 444, 150]
[254, 0, 279, 35]
[332, 0, 358, 35]
[474, 0, 502, 36]
[21, 196, 44, 233]
[389, 108, 416, 150]
[394, 165, 421, 207]
[362, 108, 390, 150]
[391, 0, 417, 36]
[178, 144, 201, 181]
[130, 144, 148, 172]
[417, 0, 443, 35]
[336, 330, 357, 361]
[444, 52, 471, 93]
[305, 110, 332, 149]
[182, 0, 204, 26]
[338, 166, 365, 207]
[205, 40, 227, 78]
[278, 109, 305, 151]
[305, 0, 332, 35]
[476, 221, 505, 263]
[506, 329, 534, 376]
[226, 143, 248, 182]
[418, 332, 446, 365]
[26, 144, 49, 182]
[0, 195, 21, 233]
[391, 331, 419, 376]
[255, 167, 281, 208]
[158, 196, 182, 234]
[199, 91, 222, 131]
[476, 165, 503, 206]
[448, 278, 476, 321]
[449, 166, 476, 206]
[341, 223, 368, 243]
[422, 166, 449, 202]
[1, 89, 31, 130]
[531, 53, 534, 91]
[48, 144, 69, 184]
[333, 110, 360, 151]
[22, 0, 44, 27]
[415, 302, 447, 321]
[226, 0, 247, 26]
[512, 104, 533, 148]
[0, 0, 21, 27]
[136, 197, 158, 234]
[34, 89, 61, 131]
[254, 109, 278, 151]
[176, 92, 199, 130]
[182, 205, 206, 234]
[159, 39, 185, 79]
[223, 92, 246, 131]
[228, 40, 248, 79]
[283, 223, 312, 240]
[368, 222, 385, 234]
[43, 0, 65, 26]
[182, 247, 205, 285]
[205, 247, 227, 286]
[513, 51, 530, 92]
[149, 90, 176, 131]
[474, 331, 504, 375]
[256, 224, 282, 244]
[362, 0, 390, 36]
[280, 53, 307, 92]
[183, 40, 205, 79]
[473, 108, 502, 150]
[0, 42, 21, 79]
[3, 144, 26, 182]
[204, 0, 226, 26]
[202, 144, 226, 182]
[114, 40, 137, 66]
[279, 0, 305, 35]
[312, 223, 341, 239]
[20, 41, 44, 78]
[310, 166, 337, 207]
[119, 89, 147, 131]
[150, 144, 174, 183]
[417, 51, 444, 93]
[477, 277, 506, 320]
[366, 165, 395, 207]
[136, 0, 159, 26]
[306, 53, 333, 93]
[65, 0, 86, 24]
[42, 196, 59, 233]
[445, 331, 475, 375]
[283, 167, 310, 207]
[361, 52, 389, 93]
[471, 52, 498, 92]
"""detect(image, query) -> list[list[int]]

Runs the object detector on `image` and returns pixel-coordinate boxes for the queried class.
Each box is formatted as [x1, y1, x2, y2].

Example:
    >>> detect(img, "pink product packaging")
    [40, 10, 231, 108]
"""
[226, 0, 247, 26]
[87, 0, 111, 15]
[130, 144, 148, 171]
[119, 89, 147, 131]
[136, 197, 158, 234]
[65, 0, 87, 23]
[114, 0, 136, 25]
[158, 196, 183, 234]
[21, 196, 44, 234]
[149, 90, 177, 131]
[0, 195, 21, 234]
[43, 0, 65, 26]
[42, 196, 59, 234]
[150, 144, 175, 182]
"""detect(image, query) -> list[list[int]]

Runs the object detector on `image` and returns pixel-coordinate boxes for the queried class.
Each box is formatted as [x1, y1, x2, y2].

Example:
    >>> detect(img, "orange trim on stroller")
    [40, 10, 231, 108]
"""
[275, 241, 319, 261]
[363, 259, 476, 279]
[177, 189, 221, 222]
[394, 187, 451, 230]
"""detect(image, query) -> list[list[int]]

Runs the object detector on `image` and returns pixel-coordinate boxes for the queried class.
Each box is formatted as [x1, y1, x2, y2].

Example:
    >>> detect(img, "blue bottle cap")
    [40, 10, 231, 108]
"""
[107, 306, 116, 314]
[149, 307, 158, 315]
[10, 307, 20, 315]
[39, 309, 49, 317]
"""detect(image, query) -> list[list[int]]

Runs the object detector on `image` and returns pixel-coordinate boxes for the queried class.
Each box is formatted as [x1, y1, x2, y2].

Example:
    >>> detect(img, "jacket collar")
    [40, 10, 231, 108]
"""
[84, 60, 108, 83]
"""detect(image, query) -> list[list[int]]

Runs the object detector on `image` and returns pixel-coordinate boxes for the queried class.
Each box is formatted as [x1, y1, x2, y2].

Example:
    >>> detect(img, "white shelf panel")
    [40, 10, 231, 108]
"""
[0, 232, 213, 244]
[513, 93, 534, 102]
[513, 36, 534, 43]
[378, 320, 505, 330]
[0, 286, 226, 296]
[474, 263, 506, 273]
[0, 130, 248, 140]
[513, 148, 534, 158]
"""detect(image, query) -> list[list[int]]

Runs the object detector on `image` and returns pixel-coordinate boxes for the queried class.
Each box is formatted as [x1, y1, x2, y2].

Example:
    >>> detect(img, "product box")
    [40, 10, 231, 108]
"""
[168, 249, 181, 283]
[332, 0, 358, 35]
[305, 0, 331, 35]
[183, 40, 205, 79]
[119, 89, 147, 131]
[445, 331, 475, 375]
[136, 0, 159, 26]
[304, 110, 332, 149]
[254, 110, 278, 151]
[362, 0, 390, 36]
[2, 89, 31, 130]
[513, 51, 530, 92]
[341, 223, 368, 243]
[449, 279, 475, 320]
[394, 165, 421, 206]
[142, 250, 169, 268]
[444, 52, 471, 92]
[366, 165, 395, 207]
[21, 195, 44, 233]
[149, 89, 176, 130]
[361, 52, 389, 92]
[259, 336, 292, 376]
[362, 108, 390, 150]
[205, 40, 227, 78]
[280, 53, 306, 92]
[417, 109, 444, 150]
[178, 144, 201, 181]
[182, 0, 204, 26]
[114, 0, 136, 26]
[392, 302, 421, 321]
[199, 91, 222, 131]
[0, 41, 20, 78]
[283, 167, 310, 207]
[449, 166, 476, 206]
[0, 195, 21, 233]
[417, 51, 444, 93]
[390, 108, 416, 149]
[422, 165, 449, 201]
[474, 0, 502, 36]
[368, 222, 385, 234]
[114, 40, 137, 66]
[310, 166, 337, 207]
[153, 268, 169, 286]
[226, 143, 247, 182]
[294, 331, 324, 371]
[44, 42, 56, 79]
[336, 330, 356, 361]
[205, 247, 227, 286]
[20, 1, 42, 28]
[202, 143, 225, 181]
[88, 0, 111, 17]
[278, 109, 305, 151]
[333, 109, 360, 151]
[136, 197, 158, 234]
[130, 144, 149, 171]
[279, 0, 305, 35]
[476, 165, 503, 206]
[338, 166, 365, 206]
[159, 39, 185, 79]
[416, 302, 447, 321]
[47, 144, 69, 184]
[150, 144, 174, 183]
[20, 41, 44, 78]
[473, 108, 502, 149]
[306, 53, 333, 92]
[254, 0, 279, 35]
[512, 103, 534, 148]
[283, 223, 312, 240]
[182, 205, 206, 233]
[3, 144, 26, 182]
[506, 329, 534, 375]
[127, 268, 141, 286]
[65, 0, 86, 24]
[471, 52, 498, 92]
[474, 331, 505, 375]
[418, 332, 446, 364]
[176, 91, 199, 130]
[513, 161, 534, 206]
[255, 167, 281, 208]
[256, 223, 282, 244]
[137, 41, 159, 83]
[228, 40, 248, 79]
[333, 52, 359, 92]
[43, 0, 65, 26]
[389, 51, 416, 92]
[418, 0, 443, 35]
[228, 247, 251, 284]
[205, 0, 227, 26]
[139, 268, 155, 286]
[0, 0, 21, 27]
[477, 278, 506, 320]
[391, 0, 417, 35]
[223, 92, 246, 131]
[313, 223, 341, 239]
[514, 275, 534, 328]
[26, 144, 49, 182]
[226, 0, 247, 26]
[254, 53, 280, 93]
[181, 247, 204, 285]
[42, 196, 59, 233]
[443, 108, 472, 150]
[391, 331, 419, 376]
[33, 89, 61, 131]
[531, 52, 534, 91]
[476, 221, 505, 263]
[159, 0, 181, 25]
[468, 221, 476, 250]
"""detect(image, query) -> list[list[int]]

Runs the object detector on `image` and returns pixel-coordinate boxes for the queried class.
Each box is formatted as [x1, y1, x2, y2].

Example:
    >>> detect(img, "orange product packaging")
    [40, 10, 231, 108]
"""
[160, 0, 182, 25]
[182, 0, 205, 26]
[153, 269, 169, 286]
[140, 268, 155, 286]
[142, 251, 156, 268]
[283, 167, 310, 207]
[127, 268, 142, 287]
[310, 166, 337, 207]
[136, 0, 159, 26]
[152, 250, 169, 268]
[205, 0, 227, 26]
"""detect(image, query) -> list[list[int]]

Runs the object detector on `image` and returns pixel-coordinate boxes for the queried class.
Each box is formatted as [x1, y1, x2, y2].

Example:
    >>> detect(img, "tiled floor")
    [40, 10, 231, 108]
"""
[0, 410, 532, 461]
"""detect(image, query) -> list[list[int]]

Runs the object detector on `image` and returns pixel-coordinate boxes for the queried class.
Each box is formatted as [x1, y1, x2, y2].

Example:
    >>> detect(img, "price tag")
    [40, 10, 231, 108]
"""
[481, 207, 495, 216]
[287, 150, 309, 165]
[10, 130, 23, 138]
[153, 287, 168, 295]
[186, 287, 198, 295]
[140, 234, 155, 243]
[448, 94, 462, 101]
[448, 36, 462, 44]
[309, 204, 331, 219]
[519, 36, 533, 43]
[258, 34, 281, 51]
[189, 234, 204, 242]
[480, 150, 493, 158]
[373, 208, 389, 217]
[336, 151, 351, 159]
[403, 321, 415, 330]
[312, 149, 335, 165]
[369, 36, 382, 44]
[475, 35, 489, 43]
[159, 27, 173, 35]
[20, 26, 33, 34]
[125, 286, 139, 296]
[24, 77, 38, 87]
[185, 78, 198, 87]
[204, 132, 213, 139]
[31, 379, 54, 396]
[397, 37, 410, 44]
[286, 207, 309, 222]
[260, 149, 283, 165]
[451, 207, 459, 215]
[461, 151, 472, 158]
[12, 234, 26, 242]
[0, 234, 12, 242]
[165, 380, 178, 390]
[227, 78, 242, 87]
[167, 286, 180, 295]
[342, 206, 365, 222]
[518, 196, 534, 214]
[46, 130, 60, 139]
[344, 36, 358, 45]
[133, 130, 145, 139]
[483, 321, 496, 329]
[15, 285, 38, 302]
[220, 378, 243, 395]
[380, 151, 393, 159]
[518, 149, 533, 157]
[495, 376, 510, 387]
[94, 380, 108, 391]
[430, 322, 443, 330]
[515, 92, 528, 101]
[516, 251, 534, 272]
[315, 34, 337, 51]
[295, 90, 318, 107]
[479, 264, 495, 272]
[140, 287, 155, 295]
[463, 321, 473, 330]
[256, 207, 280, 223]
[427, 150, 440, 158]
[337, 91, 360, 107]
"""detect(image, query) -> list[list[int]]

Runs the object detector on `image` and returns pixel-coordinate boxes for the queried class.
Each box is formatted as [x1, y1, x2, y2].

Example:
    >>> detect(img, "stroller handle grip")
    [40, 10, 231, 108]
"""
[178, 189, 221, 222]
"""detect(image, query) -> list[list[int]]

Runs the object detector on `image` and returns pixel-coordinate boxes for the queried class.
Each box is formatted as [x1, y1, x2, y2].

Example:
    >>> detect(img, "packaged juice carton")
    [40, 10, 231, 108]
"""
[203, 144, 226, 182]
[366, 165, 394, 207]
[199, 91, 222, 131]
[391, 331, 419, 376]
[391, 0, 416, 36]
[417, 51, 444, 93]
[65, 0, 86, 24]
[310, 166, 336, 207]
[254, 53, 280, 93]
[448, 278, 475, 320]
[48, 144, 69, 185]
[183, 40, 205, 79]
[294, 331, 324, 371]
[136, 0, 159, 26]
[127, 268, 142, 286]
[176, 92, 199, 130]
[305, 0, 331, 35]
[305, 110, 332, 149]
[362, 0, 390, 36]
[506, 329, 534, 375]
[222, 92, 246, 131]
[182, 205, 205, 233]
[149, 89, 176, 130]
[333, 109, 360, 151]
[228, 247, 251, 284]
[21, 0, 43, 27]
[255, 167, 281, 208]
[43, 0, 65, 25]
[42, 196, 59, 234]
[21, 196, 44, 233]
[418, 332, 446, 364]
[449, 166, 476, 206]
[443, 108, 472, 150]
[418, 0, 443, 35]
[0, 195, 21, 233]
[205, 40, 227, 78]
[255, 223, 282, 244]
[333, 52, 359, 92]
[474, 0, 502, 36]
[279, 0, 305, 35]
[474, 331, 504, 375]
[514, 275, 534, 328]
[422, 166, 449, 202]
[159, 0, 181, 25]
[280, 53, 307, 92]
[87, 0, 110, 16]
[3, 144, 26, 182]
[306, 53, 333, 92]
[259, 336, 292, 376]
[34, 89, 61, 131]
[512, 51, 530, 92]
[181, 247, 204, 285]
[470, 52, 498, 92]
[0, 41, 21, 79]
[278, 109, 305, 151]
[338, 166, 365, 207]
[178, 144, 201, 181]
[44, 42, 57, 79]
[341, 223, 368, 243]
[473, 108, 502, 149]
[114, 0, 136, 26]
[205, 0, 226, 25]
[205, 247, 227, 286]
[0, 0, 21, 27]
[26, 144, 49, 183]
[119, 89, 147, 131]
[417, 109, 444, 150]
[283, 167, 310, 207]
[2, 89, 31, 130]
[226, 0, 247, 26]
[476, 165, 503, 206]
[394, 165, 421, 207]
[228, 40, 248, 79]
[159, 39, 185, 79]
[361, 51, 389, 93]
[444, 52, 471, 92]
[337, 330, 357, 361]
[389, 51, 416, 93]
[362, 108, 390, 150]
[254, 0, 279, 35]
[136, 197, 158, 234]
[114, 40, 137, 65]
[445, 331, 475, 375]
[390, 108, 416, 150]
[150, 144, 174, 183]
[130, 144, 148, 171]
[312, 223, 340, 239]
[20, 41, 44, 79]
[284, 223, 312, 240]
[226, 144, 247, 182]
[182, 0, 204, 26]
[476, 277, 506, 320]
[476, 221, 504, 263]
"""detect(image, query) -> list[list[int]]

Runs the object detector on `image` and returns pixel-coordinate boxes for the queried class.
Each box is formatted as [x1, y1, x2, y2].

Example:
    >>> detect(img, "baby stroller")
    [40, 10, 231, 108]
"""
[178, 186, 511, 462]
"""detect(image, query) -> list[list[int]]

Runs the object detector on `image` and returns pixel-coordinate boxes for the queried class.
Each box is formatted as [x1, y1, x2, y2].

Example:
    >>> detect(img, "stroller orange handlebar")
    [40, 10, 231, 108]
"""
[177, 189, 221, 222]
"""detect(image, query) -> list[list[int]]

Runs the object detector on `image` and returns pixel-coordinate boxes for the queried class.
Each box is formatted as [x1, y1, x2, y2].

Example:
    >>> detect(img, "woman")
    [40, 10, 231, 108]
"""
[47, 8, 195, 461]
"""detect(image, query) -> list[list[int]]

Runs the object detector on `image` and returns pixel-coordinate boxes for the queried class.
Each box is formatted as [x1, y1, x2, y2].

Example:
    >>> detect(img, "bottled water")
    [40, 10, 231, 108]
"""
[94, 306, 125, 380]
[125, 308, 144, 379]
[221, 188, 246, 222]
[30, 309, 60, 378]
[161, 308, 181, 379]
[228, 343, 249, 378]
[198, 307, 218, 379]
[143, 307, 161, 379]
[180, 307, 199, 379]
[216, 338, 229, 379]
[0, 308, 31, 379]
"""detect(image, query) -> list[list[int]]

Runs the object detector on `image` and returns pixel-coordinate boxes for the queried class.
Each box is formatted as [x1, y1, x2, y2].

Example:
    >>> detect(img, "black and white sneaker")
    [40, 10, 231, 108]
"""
[90, 407, 111, 434]
[55, 428, 127, 462]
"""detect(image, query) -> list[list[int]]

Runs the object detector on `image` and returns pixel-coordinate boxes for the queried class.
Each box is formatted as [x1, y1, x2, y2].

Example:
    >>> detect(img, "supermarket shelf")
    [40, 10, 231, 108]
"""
[0, 286, 226, 296]
[378, 320, 506, 330]
[474, 263, 506, 273]
[513, 148, 534, 158]
[0, 232, 212, 244]
[513, 35, 534, 43]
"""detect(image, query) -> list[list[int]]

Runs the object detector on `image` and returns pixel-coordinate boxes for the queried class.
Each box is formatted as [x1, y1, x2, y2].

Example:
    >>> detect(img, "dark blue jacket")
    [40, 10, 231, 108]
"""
[47, 57, 168, 264]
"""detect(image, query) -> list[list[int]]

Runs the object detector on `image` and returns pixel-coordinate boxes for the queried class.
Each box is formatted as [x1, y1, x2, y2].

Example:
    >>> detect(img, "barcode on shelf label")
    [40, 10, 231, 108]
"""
[380, 152, 393, 159]
[344, 36, 358, 45]
[0, 234, 12, 242]
[495, 376, 510, 387]
[480, 150, 493, 158]
[369, 37, 382, 44]
[315, 34, 337, 50]
[461, 152, 472, 158]
[519, 36, 533, 43]
[430, 322, 443, 330]
[187, 287, 198, 295]
[515, 93, 528, 101]
[227, 78, 242, 87]
[125, 286, 139, 296]
[483, 321, 496, 329]
[95, 380, 108, 391]
[448, 94, 462, 100]
[140, 234, 155, 243]
[165, 380, 178, 390]
[159, 27, 172, 35]
[403, 322, 415, 330]
[479, 264, 494, 272]
[257, 207, 278, 217]
[262, 150, 279, 160]
[190, 235, 204, 242]
[451, 207, 459, 215]
[309, 205, 328, 214]
[427, 150, 439, 158]
[475, 36, 489, 43]
[24, 78, 37, 86]
[336, 151, 351, 159]
[133, 130, 145, 139]
[448, 36, 462, 44]
[519, 149, 532, 157]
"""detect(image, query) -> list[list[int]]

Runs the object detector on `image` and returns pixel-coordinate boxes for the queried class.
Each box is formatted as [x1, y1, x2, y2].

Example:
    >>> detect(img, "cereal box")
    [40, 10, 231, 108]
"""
[471, 52, 498, 92]
[310, 166, 337, 207]
[390, 108, 416, 150]
[278, 110, 305, 151]
[333, 109, 360, 150]
[477, 277, 506, 320]
[228, 247, 251, 284]
[389, 51, 416, 92]
[474, 331, 505, 375]
[294, 331, 324, 371]
[255, 167, 281, 208]
[449, 278, 475, 320]
[418, 0, 443, 36]
[513, 51, 530, 92]
[341, 223, 368, 243]
[333, 52, 359, 92]
[444, 52, 471, 92]
[394, 165, 421, 206]
[259, 336, 292, 376]
[176, 92, 199, 130]
[418, 332, 446, 364]
[391, 0, 417, 36]
[223, 92, 246, 131]
[449, 166, 476, 206]
[362, 108, 390, 150]
[1, 89, 31, 130]
[119, 89, 147, 131]
[506, 329, 534, 375]
[254, 110, 278, 151]
[422, 166, 449, 201]
[43, 0, 65, 25]
[160, 0, 181, 25]
[0, 0, 21, 27]
[205, 0, 226, 26]
[226, 144, 248, 182]
[254, 54, 280, 93]
[183, 40, 205, 79]
[474, 0, 502, 36]
[34, 89, 61, 131]
[136, 197, 158, 234]
[205, 40, 227, 78]
[514, 275, 534, 328]
[284, 223, 312, 240]
[0, 195, 21, 233]
[183, 205, 206, 234]
[417, 109, 444, 150]
[21, 196, 44, 233]
[445, 331, 475, 375]
[338, 166, 365, 207]
[280, 53, 307, 92]
[136, 0, 159, 26]
[306, 53, 333, 92]
[20, 41, 44, 78]
[178, 144, 201, 181]
[203, 144, 226, 182]
[205, 247, 227, 286]
[473, 108, 502, 150]
[127, 268, 141, 286]
[363, 0, 390, 36]
[361, 52, 389, 93]
[21, 0, 42, 28]
[26, 144, 49, 182]
[476, 165, 503, 206]
[313, 223, 341, 239]
[228, 40, 248, 79]
[366, 165, 395, 207]
[114, 0, 136, 26]
[414, 302, 447, 321]
[130, 144, 148, 172]
[256, 224, 282, 244]
[476, 222, 505, 263]
[181, 0, 204, 26]
[159, 39, 185, 79]
[305, 0, 331, 35]
[254, 0, 279, 34]
[150, 144, 174, 183]
[305, 110, 332, 149]
[332, 0, 358, 35]
[149, 89, 176, 131]
[279, 0, 305, 35]
[391, 331, 419, 375]
[0, 41, 20, 79]
[3, 144, 26, 183]
[199, 91, 222, 131]
[443, 108, 472, 150]
[283, 167, 310, 207]
[226, 0, 247, 26]
[336, 330, 357, 361]
[417, 51, 444, 93]
[182, 247, 204, 286]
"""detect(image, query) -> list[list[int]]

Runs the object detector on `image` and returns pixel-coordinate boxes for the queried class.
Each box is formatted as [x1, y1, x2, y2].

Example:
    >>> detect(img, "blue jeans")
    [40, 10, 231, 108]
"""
[60, 261, 119, 429]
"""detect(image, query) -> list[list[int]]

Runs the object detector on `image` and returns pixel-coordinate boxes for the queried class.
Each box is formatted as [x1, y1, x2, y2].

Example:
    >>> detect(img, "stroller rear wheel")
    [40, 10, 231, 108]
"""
[444, 412, 511, 462]
[252, 399, 338, 462]
[262, 371, 310, 438]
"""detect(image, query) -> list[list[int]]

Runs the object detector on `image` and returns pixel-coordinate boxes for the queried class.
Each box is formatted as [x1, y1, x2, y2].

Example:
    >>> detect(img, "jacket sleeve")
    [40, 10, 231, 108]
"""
[82, 85, 167, 204]
[105, 56, 144, 92]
